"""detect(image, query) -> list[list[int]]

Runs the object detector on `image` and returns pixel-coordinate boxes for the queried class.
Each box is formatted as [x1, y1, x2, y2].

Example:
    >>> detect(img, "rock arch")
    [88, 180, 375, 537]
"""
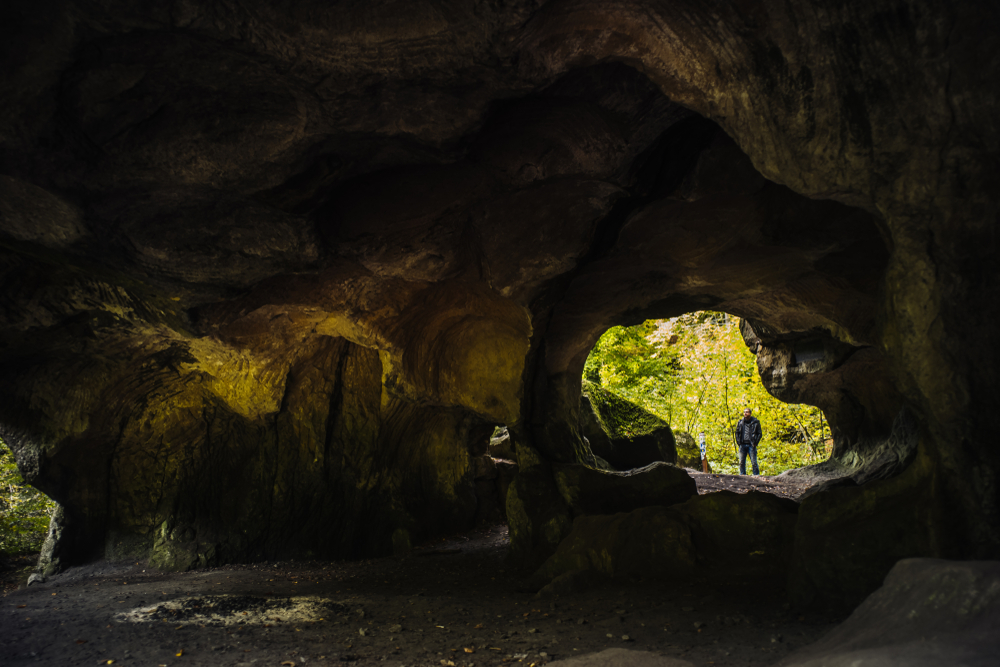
[0, 0, 996, 609]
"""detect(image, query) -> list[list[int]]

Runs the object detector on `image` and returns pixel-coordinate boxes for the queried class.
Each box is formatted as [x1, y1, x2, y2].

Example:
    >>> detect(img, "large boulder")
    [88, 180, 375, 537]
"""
[788, 445, 954, 611]
[778, 559, 1000, 667]
[673, 431, 703, 469]
[581, 382, 678, 470]
[533, 490, 799, 585]
[552, 461, 697, 516]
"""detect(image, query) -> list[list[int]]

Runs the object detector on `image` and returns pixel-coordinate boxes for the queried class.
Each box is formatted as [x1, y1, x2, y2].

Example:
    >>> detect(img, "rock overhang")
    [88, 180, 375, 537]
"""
[0, 0, 995, 612]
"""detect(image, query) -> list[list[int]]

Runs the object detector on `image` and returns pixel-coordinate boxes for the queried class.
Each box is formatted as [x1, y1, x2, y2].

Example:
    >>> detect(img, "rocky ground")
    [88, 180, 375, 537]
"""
[0, 473, 846, 667]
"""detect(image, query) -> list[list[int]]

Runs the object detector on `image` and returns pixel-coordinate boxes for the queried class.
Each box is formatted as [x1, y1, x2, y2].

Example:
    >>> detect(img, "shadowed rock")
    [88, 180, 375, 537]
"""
[778, 559, 1000, 667]
[0, 0, 996, 616]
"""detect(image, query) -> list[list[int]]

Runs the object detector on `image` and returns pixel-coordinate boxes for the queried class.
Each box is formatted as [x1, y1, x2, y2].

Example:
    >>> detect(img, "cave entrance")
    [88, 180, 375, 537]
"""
[581, 311, 830, 476]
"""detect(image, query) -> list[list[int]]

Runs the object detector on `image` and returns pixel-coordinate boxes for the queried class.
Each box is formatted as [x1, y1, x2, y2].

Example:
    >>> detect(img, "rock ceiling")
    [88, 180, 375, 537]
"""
[0, 0, 997, 607]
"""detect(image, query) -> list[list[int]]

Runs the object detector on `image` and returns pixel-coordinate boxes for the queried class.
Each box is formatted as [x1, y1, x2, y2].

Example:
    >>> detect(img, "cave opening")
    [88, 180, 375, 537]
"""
[580, 312, 831, 477]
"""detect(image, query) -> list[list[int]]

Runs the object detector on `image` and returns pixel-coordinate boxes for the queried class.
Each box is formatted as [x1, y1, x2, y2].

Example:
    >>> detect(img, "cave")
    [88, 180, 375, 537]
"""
[1, 0, 998, 665]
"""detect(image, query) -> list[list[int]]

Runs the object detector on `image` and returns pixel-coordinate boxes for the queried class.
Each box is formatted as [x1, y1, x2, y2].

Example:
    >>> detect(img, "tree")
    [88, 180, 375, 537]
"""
[0, 438, 54, 555]
[583, 312, 829, 475]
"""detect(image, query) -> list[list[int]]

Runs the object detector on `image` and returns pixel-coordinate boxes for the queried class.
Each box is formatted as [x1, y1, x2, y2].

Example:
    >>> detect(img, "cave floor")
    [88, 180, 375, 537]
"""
[1, 474, 845, 667]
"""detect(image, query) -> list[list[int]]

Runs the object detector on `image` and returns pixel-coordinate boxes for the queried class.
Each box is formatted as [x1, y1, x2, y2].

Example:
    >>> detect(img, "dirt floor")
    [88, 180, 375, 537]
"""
[0, 472, 847, 667]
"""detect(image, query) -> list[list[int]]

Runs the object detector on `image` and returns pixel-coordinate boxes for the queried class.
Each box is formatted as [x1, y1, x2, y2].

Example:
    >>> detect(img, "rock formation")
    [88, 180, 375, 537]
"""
[0, 0, 998, 613]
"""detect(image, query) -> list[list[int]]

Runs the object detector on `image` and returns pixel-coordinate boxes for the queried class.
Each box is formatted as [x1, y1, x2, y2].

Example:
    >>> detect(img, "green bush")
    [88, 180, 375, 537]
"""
[0, 438, 54, 555]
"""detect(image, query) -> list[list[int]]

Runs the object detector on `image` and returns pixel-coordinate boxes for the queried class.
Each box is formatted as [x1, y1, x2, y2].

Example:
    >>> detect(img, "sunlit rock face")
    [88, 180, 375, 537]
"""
[0, 0, 997, 608]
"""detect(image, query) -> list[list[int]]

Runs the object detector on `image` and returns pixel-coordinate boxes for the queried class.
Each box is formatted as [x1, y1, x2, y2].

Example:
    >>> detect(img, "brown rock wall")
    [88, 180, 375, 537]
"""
[0, 0, 996, 602]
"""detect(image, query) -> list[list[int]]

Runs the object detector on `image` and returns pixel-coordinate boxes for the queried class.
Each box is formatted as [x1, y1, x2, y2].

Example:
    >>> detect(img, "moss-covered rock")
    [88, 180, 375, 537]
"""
[673, 431, 702, 469]
[581, 381, 677, 469]
[553, 461, 696, 516]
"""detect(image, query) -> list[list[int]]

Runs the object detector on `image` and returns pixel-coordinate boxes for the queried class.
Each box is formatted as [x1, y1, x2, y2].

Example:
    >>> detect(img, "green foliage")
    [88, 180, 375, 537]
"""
[583, 312, 830, 475]
[0, 438, 55, 555]
[583, 323, 682, 419]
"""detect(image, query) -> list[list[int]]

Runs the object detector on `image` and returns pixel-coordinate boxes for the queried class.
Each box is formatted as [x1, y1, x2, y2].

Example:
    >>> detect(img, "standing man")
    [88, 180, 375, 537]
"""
[735, 408, 762, 475]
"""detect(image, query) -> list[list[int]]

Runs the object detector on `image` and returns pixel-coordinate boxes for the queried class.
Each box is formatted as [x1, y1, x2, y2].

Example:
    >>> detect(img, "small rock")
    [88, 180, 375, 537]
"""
[577, 618, 587, 625]
[358, 629, 367, 637]
[528, 628, 538, 633]
[693, 621, 705, 629]
[388, 624, 403, 633]
[606, 633, 614, 638]
[621, 635, 631, 642]
[771, 634, 782, 643]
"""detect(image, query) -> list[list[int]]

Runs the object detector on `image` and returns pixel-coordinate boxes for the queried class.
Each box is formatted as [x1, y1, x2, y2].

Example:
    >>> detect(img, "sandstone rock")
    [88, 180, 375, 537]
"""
[505, 465, 573, 571]
[678, 491, 798, 566]
[788, 446, 953, 611]
[533, 506, 696, 584]
[533, 490, 798, 585]
[0, 0, 995, 604]
[778, 559, 1000, 667]
[578, 395, 614, 464]
[472, 455, 498, 480]
[495, 460, 519, 520]
[582, 382, 677, 469]
[552, 462, 696, 516]
[673, 432, 702, 469]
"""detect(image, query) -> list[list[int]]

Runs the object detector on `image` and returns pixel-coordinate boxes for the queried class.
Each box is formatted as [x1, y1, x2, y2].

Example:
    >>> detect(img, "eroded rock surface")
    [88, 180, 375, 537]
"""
[0, 0, 997, 615]
[779, 559, 1000, 667]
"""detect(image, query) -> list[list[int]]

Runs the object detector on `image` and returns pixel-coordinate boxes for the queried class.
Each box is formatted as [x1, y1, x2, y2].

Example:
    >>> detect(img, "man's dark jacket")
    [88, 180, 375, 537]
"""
[735, 416, 762, 449]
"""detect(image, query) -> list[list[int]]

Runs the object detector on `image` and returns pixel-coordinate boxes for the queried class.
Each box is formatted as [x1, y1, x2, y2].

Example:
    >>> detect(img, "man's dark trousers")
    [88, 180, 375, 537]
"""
[739, 444, 759, 475]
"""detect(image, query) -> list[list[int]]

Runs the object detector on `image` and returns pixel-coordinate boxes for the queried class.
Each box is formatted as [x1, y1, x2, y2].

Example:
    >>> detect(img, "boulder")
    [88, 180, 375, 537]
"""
[579, 394, 614, 462]
[788, 445, 954, 611]
[533, 490, 798, 585]
[472, 454, 498, 480]
[582, 382, 677, 470]
[778, 559, 1000, 667]
[680, 491, 798, 566]
[532, 506, 697, 583]
[673, 431, 702, 469]
[552, 462, 697, 516]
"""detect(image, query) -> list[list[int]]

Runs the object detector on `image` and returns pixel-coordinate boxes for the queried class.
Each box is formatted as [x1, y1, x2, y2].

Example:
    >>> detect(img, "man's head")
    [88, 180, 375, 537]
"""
[743, 408, 752, 419]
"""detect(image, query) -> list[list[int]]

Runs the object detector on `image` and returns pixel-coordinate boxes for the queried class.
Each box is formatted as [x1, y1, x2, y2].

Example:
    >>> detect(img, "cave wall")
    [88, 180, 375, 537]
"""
[0, 0, 997, 604]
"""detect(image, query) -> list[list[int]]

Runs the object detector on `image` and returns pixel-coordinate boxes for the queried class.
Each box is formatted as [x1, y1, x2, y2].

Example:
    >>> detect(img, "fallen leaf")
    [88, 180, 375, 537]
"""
[175, 649, 183, 657]
[464, 647, 475, 653]
[75, 639, 88, 645]
[474, 623, 484, 629]
[17, 605, 26, 609]
[281, 662, 296, 667]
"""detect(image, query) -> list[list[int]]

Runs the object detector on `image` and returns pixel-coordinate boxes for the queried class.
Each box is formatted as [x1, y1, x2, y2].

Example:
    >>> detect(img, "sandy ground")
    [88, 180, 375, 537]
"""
[0, 473, 846, 667]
